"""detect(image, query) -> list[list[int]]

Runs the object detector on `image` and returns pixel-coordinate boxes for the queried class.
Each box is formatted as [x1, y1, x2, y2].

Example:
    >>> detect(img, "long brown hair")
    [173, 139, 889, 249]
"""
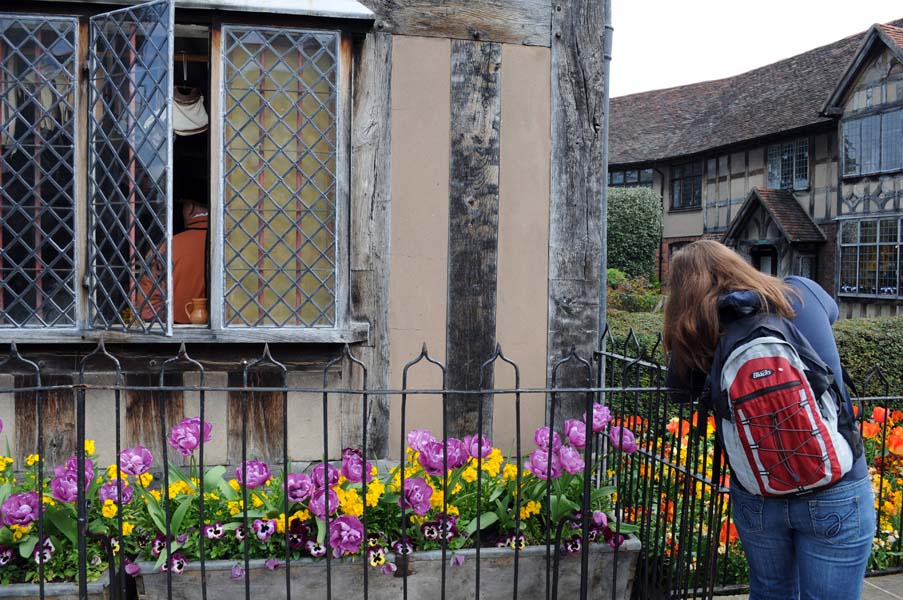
[663, 240, 796, 379]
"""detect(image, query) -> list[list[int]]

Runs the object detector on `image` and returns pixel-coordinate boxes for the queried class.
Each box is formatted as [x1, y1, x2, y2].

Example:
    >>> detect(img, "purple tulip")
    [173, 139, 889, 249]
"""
[417, 440, 447, 475]
[309, 488, 338, 519]
[527, 448, 561, 480]
[124, 559, 141, 576]
[236, 460, 271, 489]
[399, 477, 433, 516]
[563, 419, 587, 449]
[50, 474, 79, 504]
[99, 482, 134, 505]
[445, 438, 468, 469]
[382, 563, 397, 575]
[1, 492, 40, 526]
[168, 417, 213, 457]
[592, 510, 609, 528]
[252, 519, 276, 542]
[311, 463, 340, 489]
[119, 446, 153, 476]
[341, 448, 373, 484]
[54, 455, 94, 482]
[406, 429, 436, 453]
[463, 434, 492, 459]
[230, 564, 245, 580]
[609, 426, 638, 454]
[329, 515, 364, 557]
[284, 472, 314, 503]
[586, 403, 612, 433]
[559, 446, 585, 475]
[533, 427, 563, 451]
[451, 554, 465, 567]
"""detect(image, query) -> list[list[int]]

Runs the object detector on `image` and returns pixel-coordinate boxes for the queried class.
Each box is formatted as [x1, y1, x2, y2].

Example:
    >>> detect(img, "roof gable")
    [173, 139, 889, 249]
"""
[723, 188, 825, 245]
[822, 23, 903, 115]
[610, 19, 903, 165]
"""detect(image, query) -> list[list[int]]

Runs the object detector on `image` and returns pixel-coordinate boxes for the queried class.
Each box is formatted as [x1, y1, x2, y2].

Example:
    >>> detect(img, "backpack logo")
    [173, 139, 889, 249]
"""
[750, 369, 773, 380]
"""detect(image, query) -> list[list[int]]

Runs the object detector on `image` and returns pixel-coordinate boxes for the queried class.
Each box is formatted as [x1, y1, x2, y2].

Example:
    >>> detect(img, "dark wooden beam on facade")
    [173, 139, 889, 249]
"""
[227, 371, 284, 466]
[348, 32, 393, 457]
[446, 39, 502, 439]
[359, 0, 551, 46]
[547, 0, 607, 420]
[125, 372, 184, 466]
[14, 375, 74, 468]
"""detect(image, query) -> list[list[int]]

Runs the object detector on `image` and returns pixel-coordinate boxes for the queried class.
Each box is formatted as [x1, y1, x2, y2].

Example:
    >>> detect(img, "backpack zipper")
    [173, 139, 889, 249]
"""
[731, 380, 802, 405]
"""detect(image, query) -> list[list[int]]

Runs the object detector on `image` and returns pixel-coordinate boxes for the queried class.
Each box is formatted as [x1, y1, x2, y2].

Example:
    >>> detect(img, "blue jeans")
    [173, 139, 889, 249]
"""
[730, 475, 876, 600]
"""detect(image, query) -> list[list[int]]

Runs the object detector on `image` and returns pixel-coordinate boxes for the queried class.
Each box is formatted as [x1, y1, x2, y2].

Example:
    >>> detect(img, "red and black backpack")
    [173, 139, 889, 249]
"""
[708, 312, 863, 496]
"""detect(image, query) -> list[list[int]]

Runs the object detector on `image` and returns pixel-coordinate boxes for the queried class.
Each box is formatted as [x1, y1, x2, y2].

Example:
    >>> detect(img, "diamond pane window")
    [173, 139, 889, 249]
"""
[0, 16, 77, 328]
[222, 27, 338, 327]
[87, 0, 173, 333]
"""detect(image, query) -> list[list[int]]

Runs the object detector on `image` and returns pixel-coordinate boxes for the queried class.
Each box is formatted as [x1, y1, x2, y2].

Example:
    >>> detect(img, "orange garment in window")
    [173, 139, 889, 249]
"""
[139, 214, 208, 324]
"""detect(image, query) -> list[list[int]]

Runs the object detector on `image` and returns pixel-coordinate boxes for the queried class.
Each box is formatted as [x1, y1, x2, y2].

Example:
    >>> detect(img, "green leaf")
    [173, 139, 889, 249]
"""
[45, 505, 78, 546]
[19, 535, 38, 559]
[463, 512, 498, 535]
[145, 495, 167, 534]
[218, 479, 238, 501]
[0, 528, 12, 544]
[0, 482, 11, 506]
[203, 465, 226, 492]
[315, 518, 326, 545]
[170, 498, 193, 534]
[549, 495, 579, 522]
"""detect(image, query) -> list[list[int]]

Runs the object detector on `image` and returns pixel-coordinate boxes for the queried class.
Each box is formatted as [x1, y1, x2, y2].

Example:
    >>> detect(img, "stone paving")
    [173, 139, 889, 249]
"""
[716, 573, 903, 600]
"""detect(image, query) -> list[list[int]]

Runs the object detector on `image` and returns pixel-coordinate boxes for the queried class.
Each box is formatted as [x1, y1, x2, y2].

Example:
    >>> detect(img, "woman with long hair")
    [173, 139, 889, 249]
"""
[663, 240, 874, 600]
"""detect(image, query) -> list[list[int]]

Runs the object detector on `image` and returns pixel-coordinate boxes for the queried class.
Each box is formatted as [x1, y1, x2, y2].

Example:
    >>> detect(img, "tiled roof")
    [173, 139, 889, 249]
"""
[610, 19, 903, 165]
[878, 23, 903, 51]
[724, 188, 825, 244]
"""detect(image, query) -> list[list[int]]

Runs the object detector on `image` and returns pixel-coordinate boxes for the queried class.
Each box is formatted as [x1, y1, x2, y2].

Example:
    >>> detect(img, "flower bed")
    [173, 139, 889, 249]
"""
[0, 407, 639, 595]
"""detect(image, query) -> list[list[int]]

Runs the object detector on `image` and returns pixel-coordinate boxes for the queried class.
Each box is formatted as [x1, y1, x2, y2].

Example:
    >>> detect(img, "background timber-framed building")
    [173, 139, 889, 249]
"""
[0, 0, 609, 467]
[610, 19, 903, 318]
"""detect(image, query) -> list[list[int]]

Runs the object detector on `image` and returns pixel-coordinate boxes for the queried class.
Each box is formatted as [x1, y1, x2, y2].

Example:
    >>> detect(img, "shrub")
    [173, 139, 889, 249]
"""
[608, 276, 661, 313]
[607, 187, 662, 279]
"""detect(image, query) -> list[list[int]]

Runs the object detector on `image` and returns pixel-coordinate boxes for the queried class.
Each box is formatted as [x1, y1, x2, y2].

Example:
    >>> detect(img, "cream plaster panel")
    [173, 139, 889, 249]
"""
[749, 148, 764, 173]
[286, 370, 342, 461]
[494, 43, 551, 450]
[182, 371, 228, 465]
[81, 373, 123, 468]
[664, 210, 703, 238]
[730, 152, 745, 175]
[748, 171, 765, 189]
[730, 176, 745, 200]
[387, 36, 451, 457]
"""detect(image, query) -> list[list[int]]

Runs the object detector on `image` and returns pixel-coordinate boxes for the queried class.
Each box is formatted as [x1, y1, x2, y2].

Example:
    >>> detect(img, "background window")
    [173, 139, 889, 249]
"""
[670, 162, 702, 210]
[608, 167, 654, 188]
[766, 139, 808, 190]
[843, 109, 903, 176]
[839, 218, 902, 297]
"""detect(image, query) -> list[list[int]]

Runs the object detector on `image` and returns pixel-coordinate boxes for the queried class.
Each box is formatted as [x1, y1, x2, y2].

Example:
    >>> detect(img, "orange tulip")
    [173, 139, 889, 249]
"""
[872, 406, 887, 424]
[667, 417, 691, 438]
[862, 421, 882, 440]
[719, 522, 739, 544]
[887, 427, 903, 456]
[891, 410, 903, 424]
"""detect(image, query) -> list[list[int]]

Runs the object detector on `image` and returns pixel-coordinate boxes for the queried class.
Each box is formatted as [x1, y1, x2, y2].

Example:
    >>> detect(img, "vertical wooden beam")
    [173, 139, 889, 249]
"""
[348, 32, 393, 457]
[547, 0, 607, 419]
[125, 372, 184, 464]
[446, 39, 502, 439]
[15, 375, 74, 468]
[227, 371, 284, 465]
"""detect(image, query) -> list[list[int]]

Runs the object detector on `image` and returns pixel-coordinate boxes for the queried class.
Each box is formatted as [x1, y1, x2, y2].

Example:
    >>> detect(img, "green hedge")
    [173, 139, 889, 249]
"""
[605, 311, 903, 393]
[608, 187, 662, 279]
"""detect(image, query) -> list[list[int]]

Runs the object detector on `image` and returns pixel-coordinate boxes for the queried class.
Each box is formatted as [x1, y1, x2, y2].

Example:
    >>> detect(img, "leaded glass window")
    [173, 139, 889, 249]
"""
[222, 27, 338, 327]
[766, 139, 808, 190]
[843, 109, 903, 177]
[0, 16, 77, 328]
[839, 218, 903, 298]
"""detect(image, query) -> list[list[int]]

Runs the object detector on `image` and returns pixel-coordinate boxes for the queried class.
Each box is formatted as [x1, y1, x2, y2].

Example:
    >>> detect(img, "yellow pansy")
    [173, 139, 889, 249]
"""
[25, 454, 41, 466]
[10, 524, 31, 541]
[430, 488, 445, 510]
[102, 499, 118, 519]
[121, 522, 135, 536]
[502, 463, 519, 483]
[366, 478, 385, 508]
[148, 489, 162, 501]
[227, 500, 244, 516]
[228, 479, 241, 492]
[137, 473, 153, 487]
[461, 467, 478, 483]
[84, 439, 96, 456]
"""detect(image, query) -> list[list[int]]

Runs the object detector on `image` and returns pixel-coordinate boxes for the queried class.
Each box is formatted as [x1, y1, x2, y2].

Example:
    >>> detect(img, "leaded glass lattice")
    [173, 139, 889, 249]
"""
[87, 0, 173, 333]
[222, 27, 338, 327]
[0, 16, 77, 328]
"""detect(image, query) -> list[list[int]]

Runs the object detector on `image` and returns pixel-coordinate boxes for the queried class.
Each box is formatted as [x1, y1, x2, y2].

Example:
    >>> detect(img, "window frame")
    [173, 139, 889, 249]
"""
[608, 167, 653, 188]
[837, 217, 902, 299]
[841, 105, 903, 178]
[669, 161, 703, 211]
[766, 138, 809, 191]
[0, 5, 364, 344]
